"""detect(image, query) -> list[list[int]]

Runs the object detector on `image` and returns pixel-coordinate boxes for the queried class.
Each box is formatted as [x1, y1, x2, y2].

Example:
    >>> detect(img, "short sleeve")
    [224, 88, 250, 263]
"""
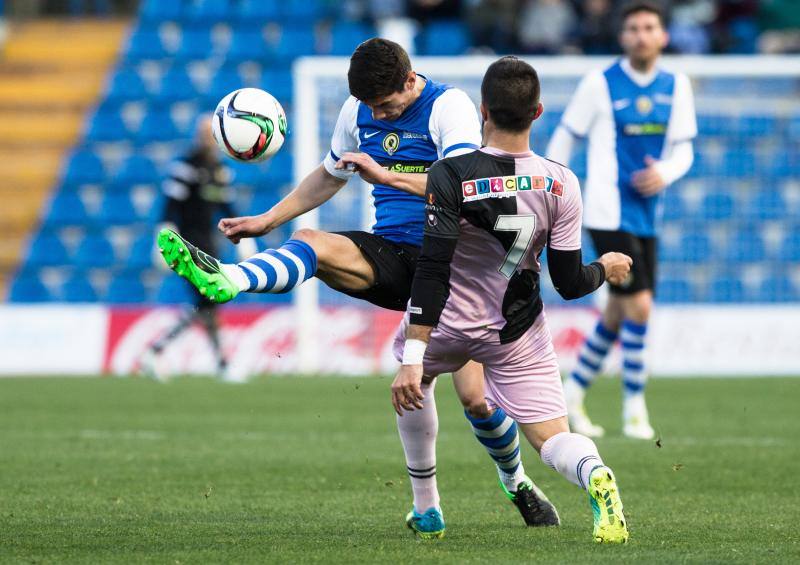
[548, 170, 583, 251]
[559, 71, 605, 138]
[423, 160, 462, 239]
[429, 88, 482, 159]
[322, 96, 360, 179]
[667, 73, 697, 143]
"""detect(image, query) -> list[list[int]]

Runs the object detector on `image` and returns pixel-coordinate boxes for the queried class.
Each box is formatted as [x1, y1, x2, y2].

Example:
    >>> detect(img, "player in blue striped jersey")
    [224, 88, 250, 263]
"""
[547, 1, 697, 439]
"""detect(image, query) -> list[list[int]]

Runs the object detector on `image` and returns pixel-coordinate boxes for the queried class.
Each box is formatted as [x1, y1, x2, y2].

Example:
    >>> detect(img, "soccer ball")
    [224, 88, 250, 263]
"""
[212, 88, 287, 162]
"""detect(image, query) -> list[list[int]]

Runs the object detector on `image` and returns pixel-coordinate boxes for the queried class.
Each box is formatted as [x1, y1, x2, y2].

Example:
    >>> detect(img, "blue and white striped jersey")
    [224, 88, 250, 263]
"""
[323, 77, 482, 247]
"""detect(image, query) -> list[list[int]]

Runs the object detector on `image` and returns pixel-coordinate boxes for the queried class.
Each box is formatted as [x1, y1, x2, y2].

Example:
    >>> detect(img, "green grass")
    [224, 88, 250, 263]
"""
[1, 376, 799, 564]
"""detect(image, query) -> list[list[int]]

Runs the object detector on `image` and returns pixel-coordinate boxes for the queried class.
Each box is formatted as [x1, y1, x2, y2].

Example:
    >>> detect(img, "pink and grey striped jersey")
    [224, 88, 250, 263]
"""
[409, 146, 584, 344]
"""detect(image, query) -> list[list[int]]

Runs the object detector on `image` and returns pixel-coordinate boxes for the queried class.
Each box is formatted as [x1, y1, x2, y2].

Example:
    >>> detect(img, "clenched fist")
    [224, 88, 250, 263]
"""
[597, 252, 633, 286]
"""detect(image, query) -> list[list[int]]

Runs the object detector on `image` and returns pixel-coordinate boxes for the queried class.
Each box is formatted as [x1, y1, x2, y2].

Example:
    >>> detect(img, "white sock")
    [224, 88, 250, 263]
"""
[222, 263, 250, 292]
[540, 431, 604, 490]
[623, 392, 649, 422]
[396, 381, 440, 512]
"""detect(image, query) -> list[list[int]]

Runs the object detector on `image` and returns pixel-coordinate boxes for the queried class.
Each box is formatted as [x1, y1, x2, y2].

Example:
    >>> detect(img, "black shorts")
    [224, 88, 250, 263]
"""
[334, 231, 420, 311]
[588, 229, 657, 295]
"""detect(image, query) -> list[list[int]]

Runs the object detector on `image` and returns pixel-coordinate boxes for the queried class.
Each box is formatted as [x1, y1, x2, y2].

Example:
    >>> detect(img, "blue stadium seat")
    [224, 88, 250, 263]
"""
[106, 273, 148, 304]
[156, 66, 198, 102]
[106, 67, 148, 102]
[417, 21, 471, 55]
[744, 189, 786, 221]
[98, 193, 141, 225]
[227, 29, 270, 62]
[74, 234, 116, 268]
[261, 70, 292, 105]
[283, 0, 328, 19]
[113, 155, 160, 186]
[697, 114, 728, 137]
[126, 30, 169, 62]
[185, 0, 234, 24]
[229, 161, 268, 185]
[738, 114, 779, 137]
[27, 233, 70, 267]
[662, 189, 686, 221]
[329, 22, 375, 55]
[274, 26, 317, 62]
[127, 233, 155, 268]
[9, 275, 52, 303]
[86, 107, 130, 142]
[206, 66, 244, 104]
[176, 28, 215, 61]
[63, 150, 105, 185]
[778, 232, 800, 262]
[236, 0, 280, 23]
[657, 276, 695, 303]
[62, 273, 98, 302]
[721, 150, 757, 177]
[759, 274, 797, 302]
[788, 114, 800, 141]
[156, 274, 196, 304]
[136, 109, 181, 143]
[699, 191, 735, 221]
[724, 229, 765, 263]
[47, 192, 90, 227]
[265, 150, 292, 184]
[139, 0, 184, 22]
[675, 230, 712, 263]
[708, 274, 747, 303]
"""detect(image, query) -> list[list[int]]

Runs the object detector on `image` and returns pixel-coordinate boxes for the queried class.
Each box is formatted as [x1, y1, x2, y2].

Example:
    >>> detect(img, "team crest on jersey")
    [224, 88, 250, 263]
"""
[462, 175, 563, 202]
[635, 95, 653, 115]
[382, 133, 400, 155]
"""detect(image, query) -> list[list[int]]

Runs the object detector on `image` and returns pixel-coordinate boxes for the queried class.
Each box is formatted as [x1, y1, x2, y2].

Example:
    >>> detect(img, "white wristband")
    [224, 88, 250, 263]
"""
[402, 339, 427, 366]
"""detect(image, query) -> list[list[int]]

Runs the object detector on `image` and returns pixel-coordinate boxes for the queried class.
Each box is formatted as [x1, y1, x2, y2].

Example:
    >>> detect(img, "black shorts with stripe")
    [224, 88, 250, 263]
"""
[588, 229, 657, 295]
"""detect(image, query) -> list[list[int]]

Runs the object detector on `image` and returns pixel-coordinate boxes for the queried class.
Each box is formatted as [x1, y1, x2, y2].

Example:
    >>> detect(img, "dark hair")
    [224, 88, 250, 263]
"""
[481, 56, 540, 133]
[348, 38, 412, 102]
[619, 1, 667, 29]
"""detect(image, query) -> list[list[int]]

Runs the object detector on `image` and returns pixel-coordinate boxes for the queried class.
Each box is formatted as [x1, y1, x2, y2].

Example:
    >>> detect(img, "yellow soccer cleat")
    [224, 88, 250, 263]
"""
[587, 466, 629, 544]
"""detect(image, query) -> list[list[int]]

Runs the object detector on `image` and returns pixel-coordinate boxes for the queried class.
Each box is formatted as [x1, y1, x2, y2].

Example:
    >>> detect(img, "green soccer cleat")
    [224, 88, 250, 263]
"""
[500, 477, 561, 527]
[405, 507, 445, 539]
[588, 466, 629, 544]
[157, 228, 239, 304]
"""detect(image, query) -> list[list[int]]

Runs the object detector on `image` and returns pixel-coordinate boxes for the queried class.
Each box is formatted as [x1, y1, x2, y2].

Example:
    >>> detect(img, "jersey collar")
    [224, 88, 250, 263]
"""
[480, 146, 535, 159]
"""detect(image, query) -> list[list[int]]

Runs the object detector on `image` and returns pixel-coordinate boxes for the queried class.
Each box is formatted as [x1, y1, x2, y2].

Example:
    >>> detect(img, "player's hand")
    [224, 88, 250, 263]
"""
[336, 152, 390, 185]
[391, 364, 425, 416]
[598, 252, 633, 286]
[218, 214, 270, 244]
[631, 156, 666, 196]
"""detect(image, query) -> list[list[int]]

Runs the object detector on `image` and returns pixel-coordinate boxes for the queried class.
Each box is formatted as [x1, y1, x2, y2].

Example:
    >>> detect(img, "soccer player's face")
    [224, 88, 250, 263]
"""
[365, 75, 416, 121]
[620, 12, 668, 64]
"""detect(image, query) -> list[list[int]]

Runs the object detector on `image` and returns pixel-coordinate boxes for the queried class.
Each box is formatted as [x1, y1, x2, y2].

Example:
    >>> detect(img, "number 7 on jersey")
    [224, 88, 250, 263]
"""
[494, 214, 537, 278]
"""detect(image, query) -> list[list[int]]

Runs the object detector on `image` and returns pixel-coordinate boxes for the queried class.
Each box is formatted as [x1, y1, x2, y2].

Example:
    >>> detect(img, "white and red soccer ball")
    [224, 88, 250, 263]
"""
[212, 87, 287, 162]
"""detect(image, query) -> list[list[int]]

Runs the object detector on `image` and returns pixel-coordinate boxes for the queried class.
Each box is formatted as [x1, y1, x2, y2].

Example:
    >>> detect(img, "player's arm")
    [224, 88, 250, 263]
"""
[335, 151, 428, 196]
[547, 170, 632, 299]
[632, 74, 697, 196]
[545, 71, 604, 165]
[392, 162, 461, 415]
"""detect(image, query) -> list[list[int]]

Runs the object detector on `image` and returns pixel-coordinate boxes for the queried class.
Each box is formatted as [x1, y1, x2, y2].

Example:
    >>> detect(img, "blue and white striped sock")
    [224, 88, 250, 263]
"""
[571, 320, 618, 389]
[228, 240, 317, 293]
[620, 320, 648, 397]
[465, 408, 526, 489]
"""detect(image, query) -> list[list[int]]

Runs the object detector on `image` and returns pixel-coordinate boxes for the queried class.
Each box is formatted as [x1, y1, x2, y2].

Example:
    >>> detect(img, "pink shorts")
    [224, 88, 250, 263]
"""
[393, 317, 567, 424]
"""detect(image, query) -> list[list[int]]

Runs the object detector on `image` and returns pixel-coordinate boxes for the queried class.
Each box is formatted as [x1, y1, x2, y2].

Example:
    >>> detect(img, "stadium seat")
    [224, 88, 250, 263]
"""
[206, 66, 245, 104]
[126, 30, 169, 61]
[127, 233, 155, 269]
[226, 29, 270, 63]
[176, 28, 216, 61]
[136, 109, 181, 143]
[156, 66, 198, 102]
[86, 107, 130, 142]
[265, 150, 292, 184]
[673, 230, 712, 263]
[662, 189, 686, 221]
[721, 150, 757, 177]
[139, 0, 184, 22]
[261, 70, 292, 104]
[27, 233, 70, 267]
[156, 274, 196, 304]
[106, 67, 149, 102]
[759, 274, 797, 302]
[46, 192, 90, 227]
[724, 229, 765, 263]
[185, 0, 234, 24]
[98, 193, 141, 225]
[744, 189, 786, 221]
[708, 275, 747, 303]
[61, 273, 99, 302]
[697, 113, 728, 137]
[236, 0, 280, 24]
[738, 114, 779, 137]
[329, 23, 375, 56]
[106, 273, 149, 304]
[74, 234, 116, 268]
[8, 275, 52, 303]
[657, 276, 695, 303]
[63, 150, 105, 185]
[274, 26, 317, 62]
[699, 191, 735, 221]
[283, 0, 329, 19]
[417, 21, 471, 55]
[777, 232, 800, 262]
[113, 155, 160, 186]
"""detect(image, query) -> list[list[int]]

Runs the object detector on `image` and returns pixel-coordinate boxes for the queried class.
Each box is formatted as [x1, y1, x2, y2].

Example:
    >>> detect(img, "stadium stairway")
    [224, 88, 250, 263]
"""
[0, 18, 127, 297]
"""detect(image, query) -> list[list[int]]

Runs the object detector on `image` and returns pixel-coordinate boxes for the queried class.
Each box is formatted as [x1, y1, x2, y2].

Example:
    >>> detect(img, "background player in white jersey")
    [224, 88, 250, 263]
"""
[546, 1, 697, 440]
[157, 39, 556, 526]
[392, 56, 633, 543]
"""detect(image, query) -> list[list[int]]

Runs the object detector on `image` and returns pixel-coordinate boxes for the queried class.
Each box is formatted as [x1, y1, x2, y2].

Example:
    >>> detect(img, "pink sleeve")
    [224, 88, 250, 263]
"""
[548, 171, 583, 251]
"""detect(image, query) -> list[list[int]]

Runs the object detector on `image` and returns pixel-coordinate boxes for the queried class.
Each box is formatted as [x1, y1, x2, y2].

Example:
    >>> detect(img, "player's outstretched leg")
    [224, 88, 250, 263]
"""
[157, 228, 316, 303]
[538, 430, 629, 543]
[397, 380, 445, 539]
[620, 319, 655, 439]
[465, 408, 560, 527]
[564, 319, 618, 437]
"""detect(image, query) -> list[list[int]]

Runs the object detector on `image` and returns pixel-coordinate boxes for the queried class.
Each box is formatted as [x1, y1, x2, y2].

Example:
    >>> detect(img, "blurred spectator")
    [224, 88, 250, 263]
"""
[466, 0, 517, 53]
[711, 0, 759, 53]
[758, 0, 800, 53]
[576, 0, 617, 54]
[669, 0, 714, 53]
[518, 0, 577, 54]
[407, 0, 462, 22]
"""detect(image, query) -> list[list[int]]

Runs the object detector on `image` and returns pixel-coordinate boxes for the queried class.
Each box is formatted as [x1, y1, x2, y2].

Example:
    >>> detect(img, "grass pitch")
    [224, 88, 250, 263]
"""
[1, 375, 798, 564]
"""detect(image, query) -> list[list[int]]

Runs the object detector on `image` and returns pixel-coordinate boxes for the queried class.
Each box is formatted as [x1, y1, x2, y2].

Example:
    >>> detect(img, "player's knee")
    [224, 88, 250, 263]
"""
[463, 399, 493, 420]
[290, 228, 320, 246]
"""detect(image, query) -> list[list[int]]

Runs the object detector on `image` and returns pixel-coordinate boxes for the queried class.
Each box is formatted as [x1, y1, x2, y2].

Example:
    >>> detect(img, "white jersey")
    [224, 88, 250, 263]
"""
[547, 58, 697, 236]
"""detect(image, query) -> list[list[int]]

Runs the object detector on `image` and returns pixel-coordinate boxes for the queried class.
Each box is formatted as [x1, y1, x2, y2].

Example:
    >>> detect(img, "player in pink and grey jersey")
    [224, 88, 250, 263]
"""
[392, 56, 633, 543]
